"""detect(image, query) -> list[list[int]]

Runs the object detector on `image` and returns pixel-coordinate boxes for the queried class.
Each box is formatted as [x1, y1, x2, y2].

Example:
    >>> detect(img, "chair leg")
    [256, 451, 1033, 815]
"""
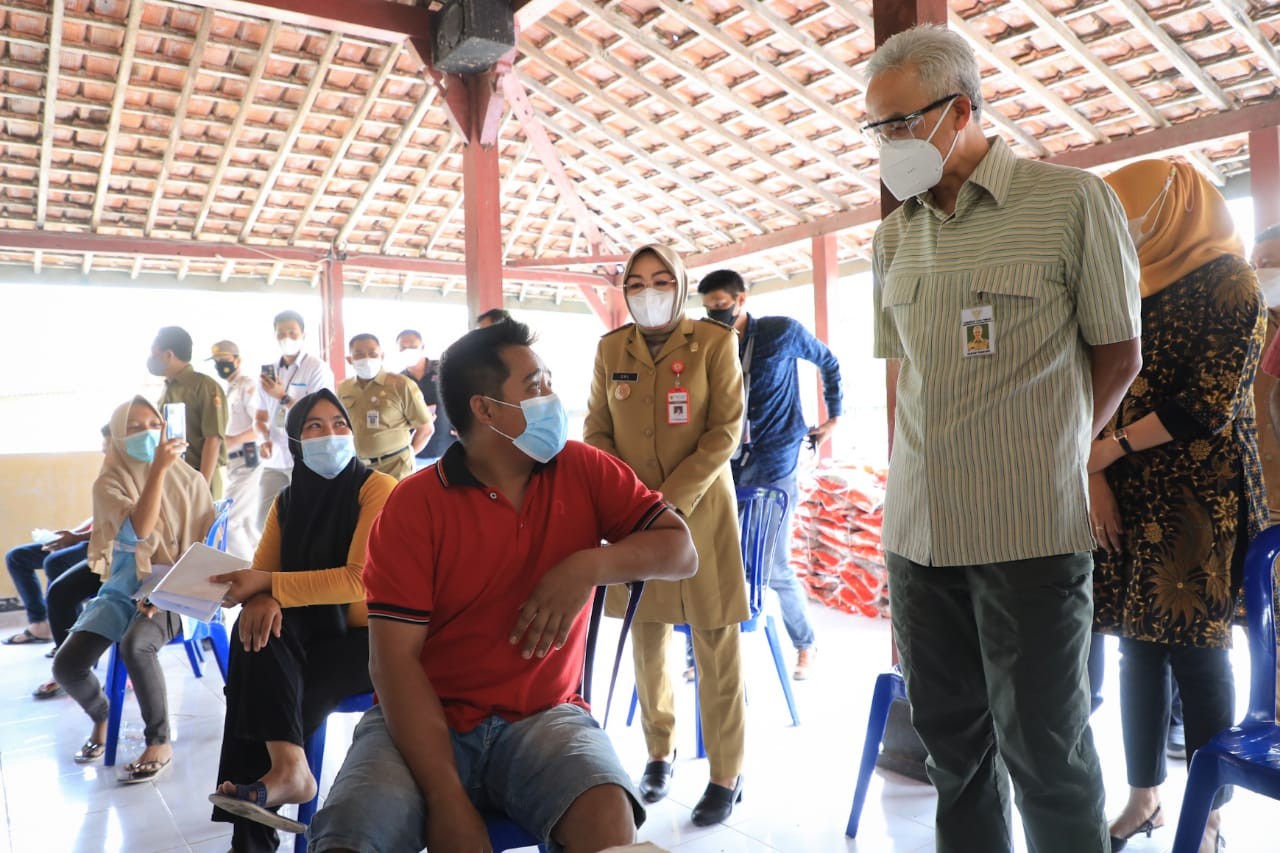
[845, 672, 907, 838]
[693, 666, 705, 760]
[294, 721, 329, 853]
[184, 637, 206, 679]
[764, 615, 800, 726]
[1170, 748, 1226, 853]
[626, 686, 638, 727]
[208, 621, 231, 681]
[104, 646, 128, 767]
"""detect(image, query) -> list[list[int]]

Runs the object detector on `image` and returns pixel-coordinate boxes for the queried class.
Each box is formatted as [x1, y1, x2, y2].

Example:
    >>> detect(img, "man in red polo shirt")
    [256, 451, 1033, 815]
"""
[309, 320, 698, 853]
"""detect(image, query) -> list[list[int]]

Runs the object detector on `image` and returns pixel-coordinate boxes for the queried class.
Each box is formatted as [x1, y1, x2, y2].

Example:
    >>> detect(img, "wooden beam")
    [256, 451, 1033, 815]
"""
[240, 33, 342, 240]
[514, 0, 563, 31]
[145, 10, 216, 237]
[1109, 0, 1233, 112]
[500, 73, 607, 250]
[320, 257, 346, 379]
[181, 0, 432, 45]
[462, 114, 504, 321]
[334, 82, 438, 248]
[1207, 0, 1280, 80]
[870, 0, 946, 43]
[379, 135, 458, 253]
[193, 20, 282, 237]
[36, 0, 63, 229]
[1251, 126, 1280, 232]
[89, 0, 144, 230]
[812, 232, 836, 460]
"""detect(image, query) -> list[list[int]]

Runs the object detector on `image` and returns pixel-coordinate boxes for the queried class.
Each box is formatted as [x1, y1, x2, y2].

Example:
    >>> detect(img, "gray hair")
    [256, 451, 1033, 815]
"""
[866, 25, 984, 115]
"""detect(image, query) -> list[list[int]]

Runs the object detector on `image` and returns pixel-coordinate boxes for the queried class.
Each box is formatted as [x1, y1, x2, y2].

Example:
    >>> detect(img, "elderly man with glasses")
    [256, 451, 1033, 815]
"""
[864, 25, 1143, 853]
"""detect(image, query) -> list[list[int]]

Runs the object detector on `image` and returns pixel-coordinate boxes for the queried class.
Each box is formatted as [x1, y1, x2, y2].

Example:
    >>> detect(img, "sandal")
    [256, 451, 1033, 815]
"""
[73, 739, 105, 764]
[32, 681, 63, 700]
[5, 628, 52, 645]
[209, 780, 307, 833]
[119, 757, 172, 784]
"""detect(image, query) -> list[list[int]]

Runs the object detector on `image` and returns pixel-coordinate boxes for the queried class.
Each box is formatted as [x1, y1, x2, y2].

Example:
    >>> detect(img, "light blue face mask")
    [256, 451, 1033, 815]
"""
[124, 429, 161, 463]
[301, 434, 356, 479]
[486, 393, 569, 464]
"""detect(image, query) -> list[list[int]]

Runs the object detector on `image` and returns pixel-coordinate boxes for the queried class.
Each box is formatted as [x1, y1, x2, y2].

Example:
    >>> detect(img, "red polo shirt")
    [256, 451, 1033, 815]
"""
[364, 439, 668, 732]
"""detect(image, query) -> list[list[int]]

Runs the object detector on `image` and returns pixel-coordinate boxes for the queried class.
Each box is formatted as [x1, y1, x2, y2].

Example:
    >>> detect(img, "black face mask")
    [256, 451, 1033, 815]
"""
[706, 306, 737, 326]
[214, 361, 237, 380]
[145, 355, 167, 377]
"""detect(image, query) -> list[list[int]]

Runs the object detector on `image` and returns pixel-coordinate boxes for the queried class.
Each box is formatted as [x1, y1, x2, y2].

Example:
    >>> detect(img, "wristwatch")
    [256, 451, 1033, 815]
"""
[281, 394, 293, 407]
[1111, 428, 1135, 455]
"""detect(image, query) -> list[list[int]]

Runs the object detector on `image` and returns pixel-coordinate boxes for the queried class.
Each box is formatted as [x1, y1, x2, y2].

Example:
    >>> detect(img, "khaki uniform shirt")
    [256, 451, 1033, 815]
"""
[585, 317, 750, 628]
[159, 363, 228, 474]
[873, 137, 1141, 566]
[339, 369, 431, 481]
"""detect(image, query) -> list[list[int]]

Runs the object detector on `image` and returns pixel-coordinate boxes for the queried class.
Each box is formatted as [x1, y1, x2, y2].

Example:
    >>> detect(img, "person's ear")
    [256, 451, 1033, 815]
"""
[346, 354, 355, 366]
[470, 395, 495, 427]
[952, 96, 973, 132]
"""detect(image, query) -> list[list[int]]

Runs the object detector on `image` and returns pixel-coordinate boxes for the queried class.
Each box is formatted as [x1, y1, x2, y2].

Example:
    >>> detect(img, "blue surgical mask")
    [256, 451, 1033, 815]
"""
[124, 429, 161, 463]
[486, 393, 569, 463]
[301, 434, 355, 479]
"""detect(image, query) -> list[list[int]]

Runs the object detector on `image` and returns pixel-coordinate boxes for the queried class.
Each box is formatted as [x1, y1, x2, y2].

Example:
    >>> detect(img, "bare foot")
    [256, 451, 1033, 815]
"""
[216, 762, 316, 808]
[127, 743, 172, 770]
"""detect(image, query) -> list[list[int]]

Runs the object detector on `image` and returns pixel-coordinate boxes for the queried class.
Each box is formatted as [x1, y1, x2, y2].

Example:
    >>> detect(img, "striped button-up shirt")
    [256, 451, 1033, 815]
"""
[872, 137, 1141, 566]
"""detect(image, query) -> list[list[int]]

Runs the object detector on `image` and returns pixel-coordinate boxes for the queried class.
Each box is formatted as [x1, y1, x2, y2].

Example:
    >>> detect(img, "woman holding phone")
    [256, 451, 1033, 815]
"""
[52, 396, 214, 782]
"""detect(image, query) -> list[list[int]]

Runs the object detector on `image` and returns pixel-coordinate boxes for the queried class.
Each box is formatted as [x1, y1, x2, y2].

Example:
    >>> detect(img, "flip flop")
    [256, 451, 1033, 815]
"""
[73, 739, 104, 764]
[33, 681, 64, 700]
[209, 781, 307, 834]
[119, 757, 172, 784]
[4, 628, 52, 645]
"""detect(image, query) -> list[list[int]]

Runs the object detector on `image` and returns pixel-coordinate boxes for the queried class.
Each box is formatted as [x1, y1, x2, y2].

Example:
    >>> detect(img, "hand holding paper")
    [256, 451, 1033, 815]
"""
[211, 569, 273, 606]
[148, 543, 250, 623]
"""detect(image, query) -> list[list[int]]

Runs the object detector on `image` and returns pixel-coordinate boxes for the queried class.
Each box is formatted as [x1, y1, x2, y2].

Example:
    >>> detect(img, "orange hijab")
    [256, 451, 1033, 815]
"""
[1103, 159, 1244, 298]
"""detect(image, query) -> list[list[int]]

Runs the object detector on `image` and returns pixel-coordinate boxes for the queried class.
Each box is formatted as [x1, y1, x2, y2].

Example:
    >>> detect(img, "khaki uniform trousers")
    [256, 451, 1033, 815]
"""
[365, 446, 415, 481]
[632, 621, 745, 780]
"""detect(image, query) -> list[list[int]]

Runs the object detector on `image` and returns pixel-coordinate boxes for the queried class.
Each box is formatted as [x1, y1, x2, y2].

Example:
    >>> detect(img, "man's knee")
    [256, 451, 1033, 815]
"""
[551, 784, 635, 848]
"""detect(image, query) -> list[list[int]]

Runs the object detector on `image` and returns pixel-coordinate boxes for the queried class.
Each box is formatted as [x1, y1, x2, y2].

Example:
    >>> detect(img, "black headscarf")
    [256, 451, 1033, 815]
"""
[276, 389, 372, 635]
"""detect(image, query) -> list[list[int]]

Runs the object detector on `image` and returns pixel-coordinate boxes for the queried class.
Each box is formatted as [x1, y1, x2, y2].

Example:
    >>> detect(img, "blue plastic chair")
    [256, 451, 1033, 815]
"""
[104, 498, 234, 766]
[1170, 525, 1280, 852]
[844, 668, 907, 837]
[626, 485, 799, 758]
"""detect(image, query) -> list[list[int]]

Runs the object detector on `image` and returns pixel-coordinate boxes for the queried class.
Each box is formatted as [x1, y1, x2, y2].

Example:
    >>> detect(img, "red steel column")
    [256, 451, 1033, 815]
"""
[1250, 126, 1280, 232]
[319, 256, 345, 381]
[812, 233, 836, 460]
[462, 75, 504, 325]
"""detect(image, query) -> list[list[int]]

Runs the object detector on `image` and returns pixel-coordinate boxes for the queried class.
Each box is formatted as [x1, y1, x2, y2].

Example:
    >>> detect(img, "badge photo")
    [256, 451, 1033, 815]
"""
[667, 388, 690, 425]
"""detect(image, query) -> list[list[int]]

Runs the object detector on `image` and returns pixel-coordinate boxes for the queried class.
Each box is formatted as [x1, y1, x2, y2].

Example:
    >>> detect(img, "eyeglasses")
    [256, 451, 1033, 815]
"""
[623, 277, 678, 295]
[862, 94, 963, 147]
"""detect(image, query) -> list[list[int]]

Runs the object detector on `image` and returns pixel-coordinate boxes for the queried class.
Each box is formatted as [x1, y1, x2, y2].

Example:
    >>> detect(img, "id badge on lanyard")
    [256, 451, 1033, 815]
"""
[667, 360, 690, 426]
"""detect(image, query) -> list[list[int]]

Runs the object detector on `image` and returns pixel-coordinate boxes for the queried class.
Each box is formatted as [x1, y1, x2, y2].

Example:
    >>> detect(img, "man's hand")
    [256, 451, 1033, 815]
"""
[238, 593, 283, 652]
[261, 440, 274, 459]
[510, 553, 596, 659]
[808, 417, 839, 449]
[260, 375, 287, 401]
[425, 792, 491, 853]
[43, 529, 82, 552]
[211, 569, 272, 606]
[1089, 473, 1124, 554]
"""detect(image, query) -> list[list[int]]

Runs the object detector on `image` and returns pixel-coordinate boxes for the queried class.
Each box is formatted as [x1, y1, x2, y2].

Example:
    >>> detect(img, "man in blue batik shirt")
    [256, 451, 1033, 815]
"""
[698, 269, 843, 680]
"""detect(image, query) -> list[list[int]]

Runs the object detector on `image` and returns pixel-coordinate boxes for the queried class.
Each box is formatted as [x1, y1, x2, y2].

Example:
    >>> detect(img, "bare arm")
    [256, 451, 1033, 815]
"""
[199, 436, 221, 486]
[369, 619, 491, 850]
[1088, 337, 1142, 437]
[511, 510, 696, 659]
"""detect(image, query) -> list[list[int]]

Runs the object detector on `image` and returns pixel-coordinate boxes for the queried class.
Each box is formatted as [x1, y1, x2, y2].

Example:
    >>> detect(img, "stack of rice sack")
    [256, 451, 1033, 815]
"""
[790, 462, 890, 618]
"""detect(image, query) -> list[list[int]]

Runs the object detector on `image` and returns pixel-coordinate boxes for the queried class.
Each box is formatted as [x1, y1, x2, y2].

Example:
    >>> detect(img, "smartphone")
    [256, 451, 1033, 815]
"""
[242, 440, 260, 469]
[261, 364, 277, 383]
[163, 403, 186, 441]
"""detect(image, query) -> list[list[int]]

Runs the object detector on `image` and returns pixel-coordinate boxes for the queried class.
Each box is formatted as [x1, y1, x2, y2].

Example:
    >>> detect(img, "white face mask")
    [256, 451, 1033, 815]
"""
[278, 337, 303, 357]
[1126, 171, 1174, 251]
[628, 287, 679, 329]
[352, 358, 381, 380]
[1257, 267, 1280, 309]
[399, 347, 425, 367]
[877, 98, 960, 202]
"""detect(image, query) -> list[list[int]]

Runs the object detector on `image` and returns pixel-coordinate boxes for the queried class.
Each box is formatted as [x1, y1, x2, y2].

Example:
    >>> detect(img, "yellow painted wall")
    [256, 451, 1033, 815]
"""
[0, 452, 101, 599]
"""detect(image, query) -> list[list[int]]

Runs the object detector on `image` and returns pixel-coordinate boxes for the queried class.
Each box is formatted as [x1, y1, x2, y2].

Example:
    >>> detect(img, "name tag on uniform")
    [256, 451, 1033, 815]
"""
[273, 406, 287, 428]
[366, 409, 380, 429]
[667, 389, 690, 425]
[961, 305, 994, 358]
[611, 372, 639, 382]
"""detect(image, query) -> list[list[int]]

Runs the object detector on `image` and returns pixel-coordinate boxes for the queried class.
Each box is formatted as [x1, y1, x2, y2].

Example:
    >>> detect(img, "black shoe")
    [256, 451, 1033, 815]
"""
[691, 776, 743, 826]
[638, 757, 674, 804]
[1109, 804, 1161, 852]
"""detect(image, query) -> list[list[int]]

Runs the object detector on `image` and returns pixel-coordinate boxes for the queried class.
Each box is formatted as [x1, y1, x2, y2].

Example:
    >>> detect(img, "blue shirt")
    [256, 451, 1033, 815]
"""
[732, 315, 843, 482]
[72, 519, 147, 643]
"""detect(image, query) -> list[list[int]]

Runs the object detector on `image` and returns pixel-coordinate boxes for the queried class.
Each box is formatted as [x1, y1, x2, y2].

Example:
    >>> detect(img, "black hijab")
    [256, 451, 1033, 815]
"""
[276, 389, 372, 634]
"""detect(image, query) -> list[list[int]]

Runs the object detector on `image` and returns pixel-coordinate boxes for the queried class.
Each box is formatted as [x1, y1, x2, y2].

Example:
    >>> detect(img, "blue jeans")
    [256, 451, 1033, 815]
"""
[5, 541, 88, 623]
[732, 460, 815, 651]
[309, 703, 643, 853]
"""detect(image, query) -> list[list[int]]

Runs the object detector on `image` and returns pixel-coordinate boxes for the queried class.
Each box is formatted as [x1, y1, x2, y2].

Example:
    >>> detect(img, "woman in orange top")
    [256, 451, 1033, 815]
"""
[207, 390, 395, 851]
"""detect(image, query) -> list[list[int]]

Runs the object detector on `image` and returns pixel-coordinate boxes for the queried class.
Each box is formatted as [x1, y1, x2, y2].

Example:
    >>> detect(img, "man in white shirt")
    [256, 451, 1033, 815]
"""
[252, 310, 335, 528]
[209, 340, 263, 561]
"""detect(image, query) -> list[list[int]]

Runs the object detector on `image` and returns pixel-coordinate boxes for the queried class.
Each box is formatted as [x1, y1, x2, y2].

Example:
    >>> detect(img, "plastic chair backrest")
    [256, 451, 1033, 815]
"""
[205, 498, 233, 552]
[1243, 524, 1279, 725]
[736, 485, 790, 620]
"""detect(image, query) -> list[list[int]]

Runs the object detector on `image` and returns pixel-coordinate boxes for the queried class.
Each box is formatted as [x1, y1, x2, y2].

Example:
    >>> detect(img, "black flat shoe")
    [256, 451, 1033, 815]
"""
[691, 776, 743, 826]
[1109, 804, 1161, 852]
[638, 757, 675, 804]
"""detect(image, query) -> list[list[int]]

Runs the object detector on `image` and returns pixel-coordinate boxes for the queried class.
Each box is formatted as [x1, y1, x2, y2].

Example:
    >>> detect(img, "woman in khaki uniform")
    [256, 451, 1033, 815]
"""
[585, 244, 749, 827]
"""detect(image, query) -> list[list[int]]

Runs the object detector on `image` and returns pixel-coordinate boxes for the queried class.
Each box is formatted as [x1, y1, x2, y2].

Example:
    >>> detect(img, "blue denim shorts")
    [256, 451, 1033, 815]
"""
[308, 702, 644, 853]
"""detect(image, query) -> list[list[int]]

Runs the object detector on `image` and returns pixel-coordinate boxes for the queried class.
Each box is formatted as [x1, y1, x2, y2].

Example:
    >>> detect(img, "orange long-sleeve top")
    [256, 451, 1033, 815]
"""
[251, 471, 396, 628]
